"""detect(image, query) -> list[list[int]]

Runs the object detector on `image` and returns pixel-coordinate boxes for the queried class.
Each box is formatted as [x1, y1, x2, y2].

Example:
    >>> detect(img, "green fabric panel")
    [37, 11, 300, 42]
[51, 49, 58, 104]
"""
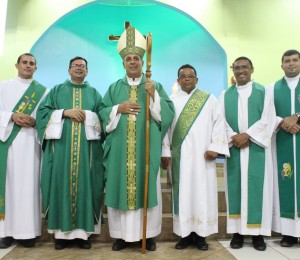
[36, 80, 104, 232]
[171, 89, 210, 215]
[100, 75, 174, 210]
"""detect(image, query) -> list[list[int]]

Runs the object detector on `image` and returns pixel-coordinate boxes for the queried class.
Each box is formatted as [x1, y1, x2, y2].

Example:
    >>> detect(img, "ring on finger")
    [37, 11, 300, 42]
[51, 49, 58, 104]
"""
[130, 108, 133, 112]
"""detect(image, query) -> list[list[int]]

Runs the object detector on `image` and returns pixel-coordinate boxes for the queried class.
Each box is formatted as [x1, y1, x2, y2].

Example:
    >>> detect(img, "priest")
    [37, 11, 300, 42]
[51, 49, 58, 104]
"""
[36, 56, 104, 250]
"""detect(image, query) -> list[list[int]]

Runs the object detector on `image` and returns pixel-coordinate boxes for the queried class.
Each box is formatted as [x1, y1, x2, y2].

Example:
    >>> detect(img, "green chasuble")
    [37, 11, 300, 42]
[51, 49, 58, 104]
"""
[36, 80, 105, 232]
[274, 77, 300, 219]
[225, 82, 265, 226]
[0, 80, 46, 219]
[171, 89, 210, 215]
[100, 74, 174, 210]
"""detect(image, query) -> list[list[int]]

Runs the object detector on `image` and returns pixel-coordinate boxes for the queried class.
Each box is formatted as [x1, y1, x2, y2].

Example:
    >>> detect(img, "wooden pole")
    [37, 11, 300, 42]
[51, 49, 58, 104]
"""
[142, 33, 152, 254]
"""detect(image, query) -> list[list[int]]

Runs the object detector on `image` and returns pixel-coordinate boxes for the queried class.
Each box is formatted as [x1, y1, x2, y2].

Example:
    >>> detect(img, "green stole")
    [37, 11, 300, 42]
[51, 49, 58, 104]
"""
[224, 82, 265, 227]
[0, 80, 46, 219]
[274, 77, 300, 219]
[171, 89, 210, 215]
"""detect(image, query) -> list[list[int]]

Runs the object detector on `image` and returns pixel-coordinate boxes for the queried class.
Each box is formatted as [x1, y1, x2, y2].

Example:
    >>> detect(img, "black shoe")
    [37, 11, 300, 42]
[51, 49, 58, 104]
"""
[55, 239, 68, 250]
[175, 233, 194, 250]
[112, 239, 127, 251]
[230, 233, 244, 249]
[0, 237, 15, 249]
[146, 238, 156, 251]
[78, 239, 91, 249]
[252, 235, 266, 251]
[18, 238, 36, 248]
[194, 235, 208, 251]
[280, 235, 298, 247]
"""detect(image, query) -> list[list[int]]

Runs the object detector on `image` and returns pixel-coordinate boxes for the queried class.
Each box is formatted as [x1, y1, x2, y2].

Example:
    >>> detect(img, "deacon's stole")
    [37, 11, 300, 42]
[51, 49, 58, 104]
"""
[274, 78, 300, 219]
[225, 83, 265, 227]
[0, 80, 46, 219]
[171, 89, 210, 215]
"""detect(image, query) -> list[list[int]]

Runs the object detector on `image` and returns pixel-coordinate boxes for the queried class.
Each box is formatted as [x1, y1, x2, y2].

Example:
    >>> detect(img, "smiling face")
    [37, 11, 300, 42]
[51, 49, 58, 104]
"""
[15, 55, 37, 79]
[68, 58, 88, 84]
[123, 54, 144, 79]
[232, 59, 254, 86]
[281, 54, 300, 78]
[177, 67, 198, 94]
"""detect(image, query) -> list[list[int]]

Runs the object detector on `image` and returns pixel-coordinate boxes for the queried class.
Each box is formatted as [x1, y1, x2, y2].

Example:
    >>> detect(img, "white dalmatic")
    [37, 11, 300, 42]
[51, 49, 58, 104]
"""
[0, 77, 47, 239]
[162, 89, 229, 238]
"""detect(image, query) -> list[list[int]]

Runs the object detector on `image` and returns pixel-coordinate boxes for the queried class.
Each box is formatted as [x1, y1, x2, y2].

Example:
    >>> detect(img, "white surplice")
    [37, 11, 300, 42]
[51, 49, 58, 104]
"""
[106, 76, 162, 242]
[220, 81, 276, 236]
[0, 77, 47, 239]
[268, 74, 300, 236]
[162, 89, 229, 238]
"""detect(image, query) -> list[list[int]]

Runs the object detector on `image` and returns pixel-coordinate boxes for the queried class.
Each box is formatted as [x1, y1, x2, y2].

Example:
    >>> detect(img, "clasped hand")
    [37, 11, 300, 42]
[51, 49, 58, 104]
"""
[64, 108, 86, 122]
[281, 114, 300, 134]
[231, 133, 250, 149]
[12, 113, 36, 127]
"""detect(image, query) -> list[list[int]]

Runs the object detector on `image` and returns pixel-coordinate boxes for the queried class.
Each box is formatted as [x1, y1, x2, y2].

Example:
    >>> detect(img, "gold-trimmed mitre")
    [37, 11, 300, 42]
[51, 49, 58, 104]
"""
[117, 26, 146, 59]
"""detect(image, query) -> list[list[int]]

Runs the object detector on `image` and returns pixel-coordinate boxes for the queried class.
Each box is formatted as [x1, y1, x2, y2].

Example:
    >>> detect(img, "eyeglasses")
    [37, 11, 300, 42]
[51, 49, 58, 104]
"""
[178, 75, 196, 79]
[71, 64, 86, 69]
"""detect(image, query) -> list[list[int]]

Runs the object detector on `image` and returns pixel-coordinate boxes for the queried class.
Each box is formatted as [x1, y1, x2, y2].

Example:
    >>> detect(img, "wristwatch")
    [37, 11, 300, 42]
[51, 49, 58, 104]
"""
[296, 112, 300, 125]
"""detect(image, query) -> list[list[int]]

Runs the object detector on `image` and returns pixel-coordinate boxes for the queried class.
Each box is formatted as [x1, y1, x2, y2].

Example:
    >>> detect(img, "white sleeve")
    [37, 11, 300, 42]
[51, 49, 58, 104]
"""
[0, 111, 14, 142]
[44, 109, 65, 140]
[84, 110, 101, 140]
[106, 105, 121, 133]
[149, 91, 161, 123]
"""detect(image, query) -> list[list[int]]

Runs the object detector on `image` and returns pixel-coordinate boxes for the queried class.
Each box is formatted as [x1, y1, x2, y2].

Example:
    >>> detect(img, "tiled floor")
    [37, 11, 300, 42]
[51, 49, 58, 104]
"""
[1, 238, 300, 260]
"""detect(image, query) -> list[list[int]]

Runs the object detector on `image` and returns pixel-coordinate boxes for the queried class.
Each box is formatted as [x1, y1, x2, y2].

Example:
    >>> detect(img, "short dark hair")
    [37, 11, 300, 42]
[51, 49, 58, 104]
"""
[69, 56, 88, 69]
[177, 64, 197, 78]
[281, 49, 300, 63]
[17, 53, 36, 65]
[232, 56, 253, 68]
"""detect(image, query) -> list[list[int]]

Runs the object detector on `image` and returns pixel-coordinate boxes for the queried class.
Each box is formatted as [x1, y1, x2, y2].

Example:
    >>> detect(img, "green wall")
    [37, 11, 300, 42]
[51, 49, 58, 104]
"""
[1, 0, 300, 85]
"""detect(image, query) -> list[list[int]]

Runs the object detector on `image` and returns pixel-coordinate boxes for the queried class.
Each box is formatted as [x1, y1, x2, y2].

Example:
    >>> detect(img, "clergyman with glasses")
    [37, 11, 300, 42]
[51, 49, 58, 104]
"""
[220, 57, 276, 251]
[36, 56, 105, 250]
[161, 64, 229, 250]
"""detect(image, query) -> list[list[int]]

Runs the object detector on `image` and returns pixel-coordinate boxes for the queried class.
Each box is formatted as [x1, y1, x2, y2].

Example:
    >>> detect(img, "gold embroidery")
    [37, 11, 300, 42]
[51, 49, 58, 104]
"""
[70, 87, 82, 226]
[127, 85, 137, 209]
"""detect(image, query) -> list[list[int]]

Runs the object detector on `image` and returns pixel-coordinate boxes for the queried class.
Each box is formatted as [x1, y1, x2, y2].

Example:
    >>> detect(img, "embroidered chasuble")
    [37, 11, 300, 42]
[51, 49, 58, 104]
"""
[100, 75, 174, 210]
[274, 78, 300, 219]
[171, 89, 209, 215]
[0, 80, 46, 219]
[225, 83, 265, 226]
[37, 80, 104, 232]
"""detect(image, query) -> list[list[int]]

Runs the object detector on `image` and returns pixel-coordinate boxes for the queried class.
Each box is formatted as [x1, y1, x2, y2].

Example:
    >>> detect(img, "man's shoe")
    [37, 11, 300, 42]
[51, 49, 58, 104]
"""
[252, 235, 266, 251]
[146, 238, 156, 251]
[18, 238, 36, 248]
[112, 239, 127, 251]
[195, 235, 208, 251]
[280, 235, 298, 247]
[0, 237, 15, 249]
[78, 239, 91, 249]
[175, 233, 194, 249]
[55, 239, 68, 250]
[230, 233, 244, 249]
